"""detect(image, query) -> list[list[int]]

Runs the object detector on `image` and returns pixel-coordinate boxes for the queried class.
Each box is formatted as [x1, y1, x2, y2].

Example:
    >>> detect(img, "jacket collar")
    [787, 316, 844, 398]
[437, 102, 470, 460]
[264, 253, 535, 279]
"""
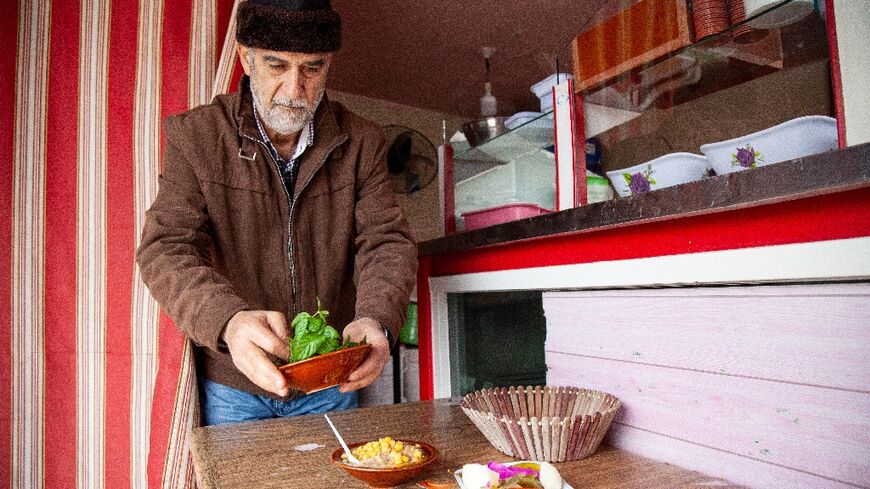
[235, 75, 347, 197]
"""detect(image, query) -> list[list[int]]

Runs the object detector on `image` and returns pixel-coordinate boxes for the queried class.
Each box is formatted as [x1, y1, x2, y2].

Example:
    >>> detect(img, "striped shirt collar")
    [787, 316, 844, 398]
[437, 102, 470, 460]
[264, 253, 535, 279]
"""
[251, 96, 315, 165]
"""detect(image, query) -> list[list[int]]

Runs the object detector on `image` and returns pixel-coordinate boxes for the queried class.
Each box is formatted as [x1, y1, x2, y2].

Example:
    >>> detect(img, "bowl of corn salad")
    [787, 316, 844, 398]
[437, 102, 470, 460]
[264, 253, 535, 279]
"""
[331, 437, 439, 488]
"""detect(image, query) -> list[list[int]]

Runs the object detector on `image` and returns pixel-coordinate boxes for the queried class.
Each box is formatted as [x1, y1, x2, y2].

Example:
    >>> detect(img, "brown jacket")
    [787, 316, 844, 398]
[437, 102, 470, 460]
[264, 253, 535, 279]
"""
[136, 78, 418, 398]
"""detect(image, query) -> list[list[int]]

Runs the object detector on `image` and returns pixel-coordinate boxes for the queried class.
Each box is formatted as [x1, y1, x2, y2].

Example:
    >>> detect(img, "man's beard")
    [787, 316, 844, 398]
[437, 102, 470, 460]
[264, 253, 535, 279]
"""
[251, 78, 323, 135]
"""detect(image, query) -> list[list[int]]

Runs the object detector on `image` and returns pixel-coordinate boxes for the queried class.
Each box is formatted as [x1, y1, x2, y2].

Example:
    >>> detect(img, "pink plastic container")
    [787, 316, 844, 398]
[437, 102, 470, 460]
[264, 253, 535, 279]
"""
[461, 203, 552, 230]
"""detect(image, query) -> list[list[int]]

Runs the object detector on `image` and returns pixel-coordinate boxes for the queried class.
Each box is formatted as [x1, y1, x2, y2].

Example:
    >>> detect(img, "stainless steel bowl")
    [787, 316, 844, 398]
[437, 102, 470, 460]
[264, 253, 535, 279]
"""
[460, 117, 508, 147]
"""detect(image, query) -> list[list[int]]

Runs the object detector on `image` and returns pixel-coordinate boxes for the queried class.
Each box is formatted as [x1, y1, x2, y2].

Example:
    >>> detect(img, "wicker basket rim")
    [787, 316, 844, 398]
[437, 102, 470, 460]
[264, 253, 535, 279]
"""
[459, 387, 621, 418]
[461, 403, 621, 421]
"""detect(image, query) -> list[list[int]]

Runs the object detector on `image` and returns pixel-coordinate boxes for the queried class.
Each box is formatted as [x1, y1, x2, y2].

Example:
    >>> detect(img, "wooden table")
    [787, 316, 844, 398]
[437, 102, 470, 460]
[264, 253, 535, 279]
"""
[190, 399, 743, 488]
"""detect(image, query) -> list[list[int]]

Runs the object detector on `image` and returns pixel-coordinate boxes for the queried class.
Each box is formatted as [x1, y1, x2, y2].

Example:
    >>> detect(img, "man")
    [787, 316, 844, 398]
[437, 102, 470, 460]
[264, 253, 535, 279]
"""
[136, 0, 417, 425]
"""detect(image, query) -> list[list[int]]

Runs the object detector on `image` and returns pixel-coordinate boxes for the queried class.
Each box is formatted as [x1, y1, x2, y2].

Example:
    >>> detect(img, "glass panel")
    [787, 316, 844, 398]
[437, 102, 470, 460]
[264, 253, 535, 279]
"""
[582, 0, 833, 195]
[443, 5, 586, 230]
[453, 111, 555, 164]
[447, 0, 834, 228]
[448, 291, 547, 397]
[452, 110, 559, 229]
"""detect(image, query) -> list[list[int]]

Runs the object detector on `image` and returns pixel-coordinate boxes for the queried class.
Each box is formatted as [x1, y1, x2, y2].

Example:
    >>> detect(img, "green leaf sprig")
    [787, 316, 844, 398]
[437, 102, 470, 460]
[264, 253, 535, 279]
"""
[287, 299, 365, 364]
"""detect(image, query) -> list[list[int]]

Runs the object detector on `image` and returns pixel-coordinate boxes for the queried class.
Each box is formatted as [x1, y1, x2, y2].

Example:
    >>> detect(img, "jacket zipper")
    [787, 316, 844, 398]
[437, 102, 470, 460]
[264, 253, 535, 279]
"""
[241, 133, 296, 315]
[287, 134, 349, 311]
[241, 132, 348, 317]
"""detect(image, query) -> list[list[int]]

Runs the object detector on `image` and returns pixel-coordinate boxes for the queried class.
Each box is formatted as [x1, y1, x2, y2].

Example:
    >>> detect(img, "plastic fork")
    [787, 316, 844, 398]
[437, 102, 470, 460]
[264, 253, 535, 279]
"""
[324, 413, 361, 464]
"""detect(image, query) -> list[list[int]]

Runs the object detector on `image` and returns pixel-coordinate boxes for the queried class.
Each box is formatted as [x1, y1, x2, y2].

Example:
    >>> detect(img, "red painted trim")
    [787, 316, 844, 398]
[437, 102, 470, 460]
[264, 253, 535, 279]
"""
[552, 87, 561, 210]
[44, 0, 82, 486]
[104, 1, 139, 486]
[571, 80, 587, 207]
[430, 188, 870, 276]
[442, 144, 456, 234]
[417, 189, 870, 392]
[554, 80, 587, 209]
[416, 257, 434, 400]
[0, 2, 18, 485]
[825, 0, 847, 148]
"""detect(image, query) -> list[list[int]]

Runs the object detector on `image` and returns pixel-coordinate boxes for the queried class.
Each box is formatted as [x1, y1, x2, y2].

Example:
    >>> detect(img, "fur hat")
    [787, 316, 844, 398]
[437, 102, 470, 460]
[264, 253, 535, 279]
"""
[236, 0, 341, 53]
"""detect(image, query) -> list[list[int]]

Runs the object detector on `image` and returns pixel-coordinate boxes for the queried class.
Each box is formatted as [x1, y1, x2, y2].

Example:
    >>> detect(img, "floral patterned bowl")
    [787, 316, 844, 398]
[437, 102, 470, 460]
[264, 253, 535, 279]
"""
[606, 152, 711, 198]
[700, 115, 837, 176]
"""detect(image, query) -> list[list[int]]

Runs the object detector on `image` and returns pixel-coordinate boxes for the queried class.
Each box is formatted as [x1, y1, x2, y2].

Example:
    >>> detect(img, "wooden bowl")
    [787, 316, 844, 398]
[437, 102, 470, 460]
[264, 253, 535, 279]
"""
[277, 344, 371, 394]
[331, 440, 439, 488]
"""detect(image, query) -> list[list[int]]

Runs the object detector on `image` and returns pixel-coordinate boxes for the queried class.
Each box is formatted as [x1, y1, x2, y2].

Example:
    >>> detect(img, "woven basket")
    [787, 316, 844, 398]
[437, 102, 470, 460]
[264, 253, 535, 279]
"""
[460, 386, 621, 462]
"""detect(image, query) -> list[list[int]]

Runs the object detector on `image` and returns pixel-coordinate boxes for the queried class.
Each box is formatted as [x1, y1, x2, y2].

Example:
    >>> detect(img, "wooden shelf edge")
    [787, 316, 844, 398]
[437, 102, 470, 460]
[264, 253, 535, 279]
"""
[419, 143, 870, 256]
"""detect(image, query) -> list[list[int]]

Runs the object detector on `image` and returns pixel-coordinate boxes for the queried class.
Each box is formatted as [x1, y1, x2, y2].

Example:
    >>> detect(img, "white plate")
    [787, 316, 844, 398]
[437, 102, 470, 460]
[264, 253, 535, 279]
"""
[453, 461, 574, 489]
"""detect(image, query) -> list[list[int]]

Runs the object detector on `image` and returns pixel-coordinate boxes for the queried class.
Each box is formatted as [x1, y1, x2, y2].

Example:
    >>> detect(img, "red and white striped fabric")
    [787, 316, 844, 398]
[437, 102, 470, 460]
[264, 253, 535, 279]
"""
[3, 1, 243, 487]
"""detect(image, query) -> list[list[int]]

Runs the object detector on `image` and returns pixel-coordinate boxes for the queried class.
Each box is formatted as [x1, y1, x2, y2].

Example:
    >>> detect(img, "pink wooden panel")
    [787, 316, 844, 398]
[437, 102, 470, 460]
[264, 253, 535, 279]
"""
[606, 423, 858, 489]
[543, 284, 870, 391]
[547, 352, 870, 487]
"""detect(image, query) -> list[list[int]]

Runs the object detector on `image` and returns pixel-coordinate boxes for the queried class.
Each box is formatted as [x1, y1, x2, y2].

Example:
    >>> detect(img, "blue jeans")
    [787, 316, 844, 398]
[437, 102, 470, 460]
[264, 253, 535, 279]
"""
[200, 379, 358, 426]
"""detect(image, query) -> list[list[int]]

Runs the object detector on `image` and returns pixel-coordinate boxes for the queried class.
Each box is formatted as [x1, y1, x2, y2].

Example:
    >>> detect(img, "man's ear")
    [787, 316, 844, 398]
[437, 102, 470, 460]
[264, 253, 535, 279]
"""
[238, 45, 252, 76]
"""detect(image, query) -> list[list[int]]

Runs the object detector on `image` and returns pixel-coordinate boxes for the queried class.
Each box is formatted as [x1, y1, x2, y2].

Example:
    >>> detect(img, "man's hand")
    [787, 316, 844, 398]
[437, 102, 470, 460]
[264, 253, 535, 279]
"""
[340, 317, 391, 393]
[222, 310, 291, 397]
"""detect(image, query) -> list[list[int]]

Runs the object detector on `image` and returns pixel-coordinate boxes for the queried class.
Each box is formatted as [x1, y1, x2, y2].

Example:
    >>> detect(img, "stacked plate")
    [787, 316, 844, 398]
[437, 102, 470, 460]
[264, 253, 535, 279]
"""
[728, 0, 768, 44]
[693, 0, 729, 40]
[460, 386, 621, 463]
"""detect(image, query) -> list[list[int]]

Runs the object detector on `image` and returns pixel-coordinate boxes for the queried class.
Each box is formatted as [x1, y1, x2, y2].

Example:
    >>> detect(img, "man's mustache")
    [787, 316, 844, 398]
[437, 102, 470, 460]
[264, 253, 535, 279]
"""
[272, 98, 308, 109]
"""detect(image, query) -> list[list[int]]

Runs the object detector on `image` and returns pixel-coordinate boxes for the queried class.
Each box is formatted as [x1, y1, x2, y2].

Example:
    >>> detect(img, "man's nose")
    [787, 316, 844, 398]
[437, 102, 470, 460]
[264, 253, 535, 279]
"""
[278, 69, 305, 100]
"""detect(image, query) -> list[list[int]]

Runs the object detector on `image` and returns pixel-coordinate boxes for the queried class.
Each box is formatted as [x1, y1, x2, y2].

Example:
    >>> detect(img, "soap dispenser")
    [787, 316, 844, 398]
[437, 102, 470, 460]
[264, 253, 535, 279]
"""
[479, 46, 498, 117]
[480, 81, 497, 117]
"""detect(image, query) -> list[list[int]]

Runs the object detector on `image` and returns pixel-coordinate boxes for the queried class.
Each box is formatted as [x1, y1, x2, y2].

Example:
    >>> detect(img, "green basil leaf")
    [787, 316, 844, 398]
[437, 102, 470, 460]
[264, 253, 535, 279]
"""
[291, 335, 325, 363]
[322, 325, 340, 340]
[317, 338, 340, 355]
[311, 317, 327, 333]
[284, 300, 349, 363]
[292, 315, 310, 337]
[291, 312, 310, 328]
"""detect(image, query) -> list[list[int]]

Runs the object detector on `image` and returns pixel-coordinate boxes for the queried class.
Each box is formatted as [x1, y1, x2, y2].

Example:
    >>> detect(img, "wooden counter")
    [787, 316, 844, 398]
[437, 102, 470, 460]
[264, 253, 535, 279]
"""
[190, 399, 743, 488]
